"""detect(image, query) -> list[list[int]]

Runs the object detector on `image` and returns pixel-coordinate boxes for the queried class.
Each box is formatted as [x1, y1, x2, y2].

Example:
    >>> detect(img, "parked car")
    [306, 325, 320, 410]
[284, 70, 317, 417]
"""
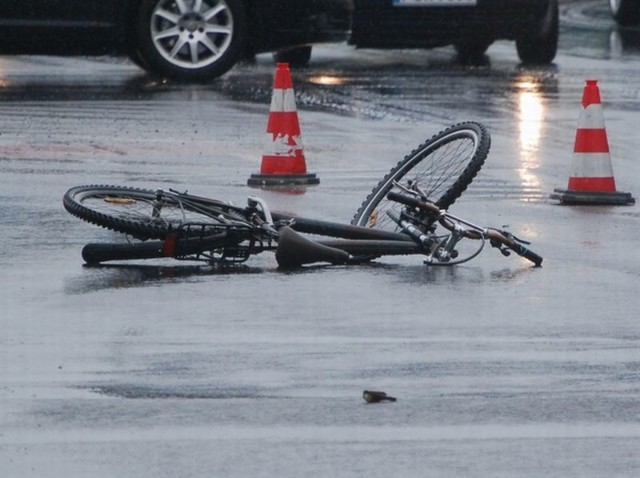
[349, 0, 559, 65]
[0, 0, 351, 79]
[609, 0, 640, 26]
[0, 0, 558, 80]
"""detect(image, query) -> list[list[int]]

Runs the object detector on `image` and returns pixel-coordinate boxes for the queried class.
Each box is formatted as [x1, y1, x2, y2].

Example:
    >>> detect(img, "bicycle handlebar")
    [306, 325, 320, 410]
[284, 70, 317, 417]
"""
[386, 192, 542, 266]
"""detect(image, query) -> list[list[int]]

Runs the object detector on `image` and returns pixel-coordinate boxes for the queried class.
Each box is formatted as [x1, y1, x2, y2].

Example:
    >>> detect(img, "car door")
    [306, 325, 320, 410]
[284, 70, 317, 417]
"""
[0, 0, 125, 54]
[351, 0, 420, 47]
[252, 0, 350, 51]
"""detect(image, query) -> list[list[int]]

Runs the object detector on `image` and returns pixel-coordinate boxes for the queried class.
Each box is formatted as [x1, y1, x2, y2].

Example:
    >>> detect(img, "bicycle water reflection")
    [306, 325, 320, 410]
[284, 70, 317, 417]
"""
[63, 257, 528, 295]
[64, 263, 268, 294]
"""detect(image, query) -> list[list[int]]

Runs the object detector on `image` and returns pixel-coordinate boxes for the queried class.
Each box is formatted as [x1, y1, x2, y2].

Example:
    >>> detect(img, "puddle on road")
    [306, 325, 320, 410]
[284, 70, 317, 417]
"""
[87, 384, 268, 400]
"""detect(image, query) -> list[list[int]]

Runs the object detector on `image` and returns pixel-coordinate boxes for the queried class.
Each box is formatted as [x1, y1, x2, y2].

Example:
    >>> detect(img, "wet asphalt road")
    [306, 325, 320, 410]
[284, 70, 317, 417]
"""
[1, 1, 639, 476]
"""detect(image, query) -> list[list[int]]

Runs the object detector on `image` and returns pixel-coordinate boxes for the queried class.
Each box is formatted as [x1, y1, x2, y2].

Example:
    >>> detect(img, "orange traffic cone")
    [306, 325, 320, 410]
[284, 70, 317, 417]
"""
[247, 63, 319, 187]
[551, 79, 634, 205]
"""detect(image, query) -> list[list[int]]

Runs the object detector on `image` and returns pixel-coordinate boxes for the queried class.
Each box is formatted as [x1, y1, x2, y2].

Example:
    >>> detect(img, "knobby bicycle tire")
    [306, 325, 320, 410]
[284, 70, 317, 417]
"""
[351, 122, 490, 231]
[63, 185, 247, 240]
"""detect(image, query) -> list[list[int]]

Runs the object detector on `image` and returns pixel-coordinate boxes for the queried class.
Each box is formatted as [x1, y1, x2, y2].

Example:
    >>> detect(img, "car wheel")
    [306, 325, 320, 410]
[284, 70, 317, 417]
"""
[272, 46, 313, 67]
[136, 0, 247, 80]
[610, 0, 640, 26]
[516, 0, 558, 65]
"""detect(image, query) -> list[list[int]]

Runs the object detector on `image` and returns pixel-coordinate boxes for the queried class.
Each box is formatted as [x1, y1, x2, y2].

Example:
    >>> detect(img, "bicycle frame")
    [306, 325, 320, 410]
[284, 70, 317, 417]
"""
[76, 188, 541, 268]
[75, 188, 410, 264]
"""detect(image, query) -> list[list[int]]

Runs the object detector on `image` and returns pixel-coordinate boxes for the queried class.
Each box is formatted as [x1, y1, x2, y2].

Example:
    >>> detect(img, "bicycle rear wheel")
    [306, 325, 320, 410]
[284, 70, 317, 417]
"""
[352, 122, 490, 231]
[64, 185, 247, 239]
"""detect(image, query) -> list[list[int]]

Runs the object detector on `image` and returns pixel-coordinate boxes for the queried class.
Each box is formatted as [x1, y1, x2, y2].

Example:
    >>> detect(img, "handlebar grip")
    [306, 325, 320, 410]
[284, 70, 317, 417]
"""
[508, 242, 543, 267]
[387, 191, 422, 208]
[386, 191, 440, 215]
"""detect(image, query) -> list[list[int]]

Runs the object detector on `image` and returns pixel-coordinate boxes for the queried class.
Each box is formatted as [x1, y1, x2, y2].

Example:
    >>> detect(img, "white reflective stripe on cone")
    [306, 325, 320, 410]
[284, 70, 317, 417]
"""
[578, 103, 606, 129]
[569, 152, 615, 177]
[269, 88, 297, 113]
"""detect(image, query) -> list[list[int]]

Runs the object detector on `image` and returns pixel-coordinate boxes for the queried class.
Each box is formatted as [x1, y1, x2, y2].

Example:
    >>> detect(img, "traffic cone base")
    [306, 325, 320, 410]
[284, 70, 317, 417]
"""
[551, 79, 635, 205]
[248, 63, 319, 188]
[247, 173, 319, 187]
[551, 188, 635, 205]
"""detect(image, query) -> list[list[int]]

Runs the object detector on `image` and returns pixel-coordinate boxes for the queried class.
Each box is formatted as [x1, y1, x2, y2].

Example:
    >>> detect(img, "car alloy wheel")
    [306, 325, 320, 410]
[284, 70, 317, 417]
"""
[137, 0, 247, 79]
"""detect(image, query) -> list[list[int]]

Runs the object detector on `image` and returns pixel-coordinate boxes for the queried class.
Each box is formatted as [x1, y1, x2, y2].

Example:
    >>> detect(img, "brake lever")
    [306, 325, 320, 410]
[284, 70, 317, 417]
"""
[408, 180, 428, 200]
[488, 237, 512, 257]
[499, 230, 531, 245]
[489, 229, 532, 257]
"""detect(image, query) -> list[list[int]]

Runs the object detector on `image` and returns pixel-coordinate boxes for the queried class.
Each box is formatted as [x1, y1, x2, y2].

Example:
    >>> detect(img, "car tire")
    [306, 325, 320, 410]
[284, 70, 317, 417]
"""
[516, 0, 558, 65]
[272, 46, 313, 67]
[136, 0, 247, 80]
[610, 0, 640, 26]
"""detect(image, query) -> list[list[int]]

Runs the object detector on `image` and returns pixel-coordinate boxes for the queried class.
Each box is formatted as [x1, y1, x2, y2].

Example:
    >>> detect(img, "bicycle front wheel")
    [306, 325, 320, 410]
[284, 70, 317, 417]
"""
[64, 185, 247, 239]
[352, 122, 490, 231]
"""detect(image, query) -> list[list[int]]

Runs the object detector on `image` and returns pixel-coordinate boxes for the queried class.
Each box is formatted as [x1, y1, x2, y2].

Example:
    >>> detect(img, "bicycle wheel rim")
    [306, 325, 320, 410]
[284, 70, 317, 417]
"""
[352, 122, 490, 231]
[64, 185, 244, 239]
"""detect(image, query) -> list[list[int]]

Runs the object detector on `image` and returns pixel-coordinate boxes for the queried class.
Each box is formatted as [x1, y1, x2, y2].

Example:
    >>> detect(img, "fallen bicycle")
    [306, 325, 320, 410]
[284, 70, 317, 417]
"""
[63, 122, 542, 268]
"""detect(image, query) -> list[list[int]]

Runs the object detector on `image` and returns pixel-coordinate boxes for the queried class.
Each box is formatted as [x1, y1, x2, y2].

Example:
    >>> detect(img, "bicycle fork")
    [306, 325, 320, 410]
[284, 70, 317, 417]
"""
[386, 209, 463, 264]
